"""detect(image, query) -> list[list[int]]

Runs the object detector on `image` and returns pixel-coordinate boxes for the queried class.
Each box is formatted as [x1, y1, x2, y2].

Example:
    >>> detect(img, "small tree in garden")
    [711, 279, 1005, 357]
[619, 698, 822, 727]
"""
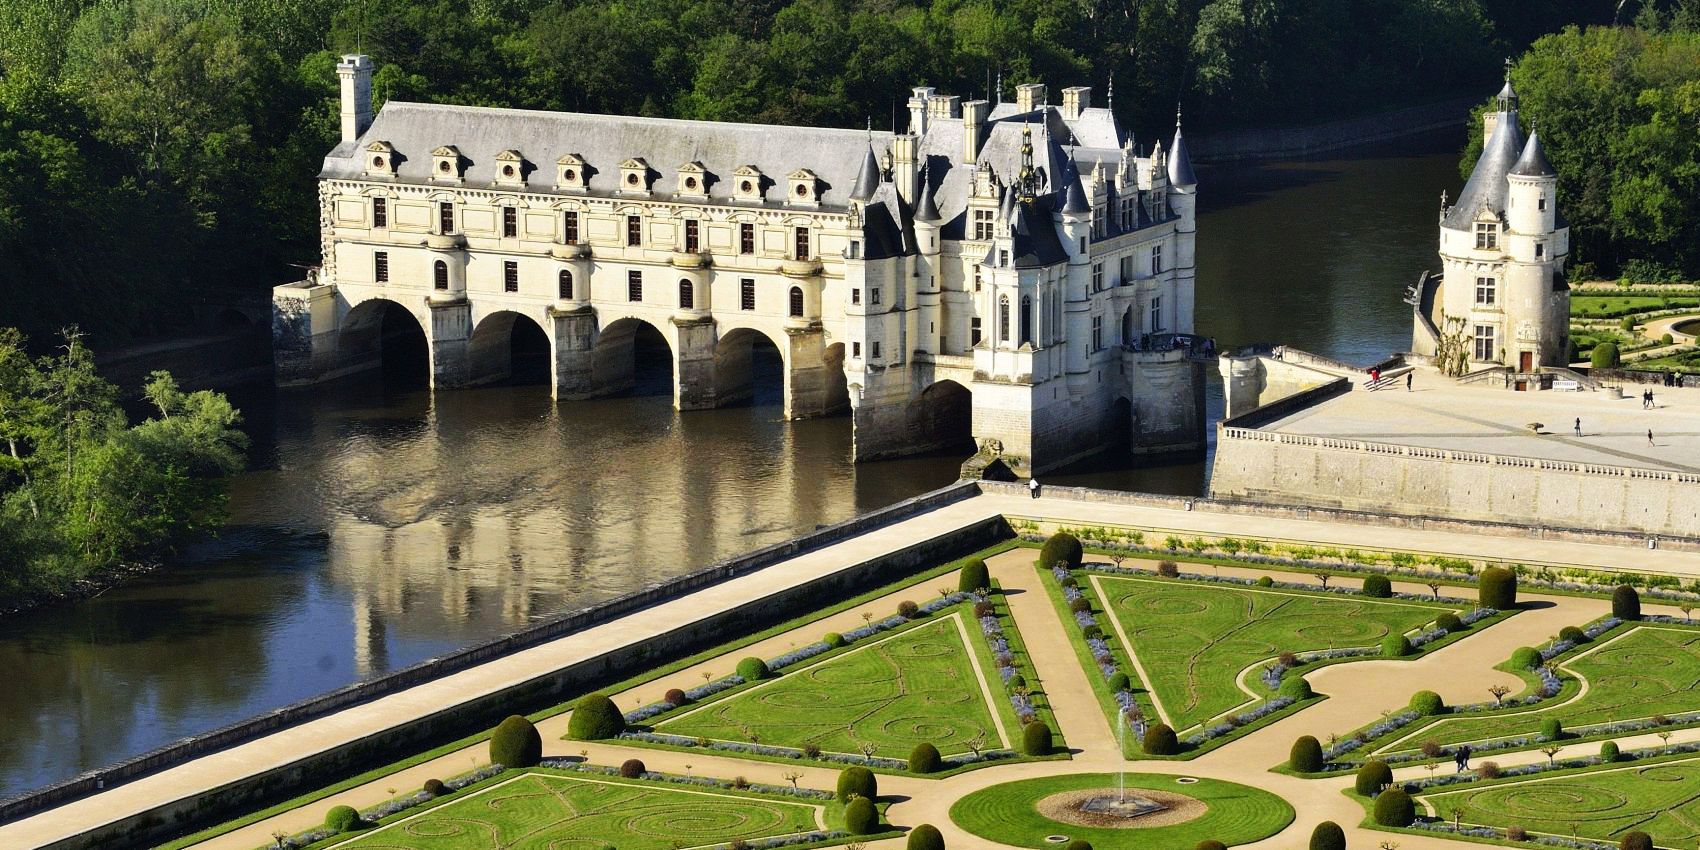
[1314, 572, 1332, 589]
[1309, 820, 1347, 850]
[1157, 560, 1180, 577]
[1426, 580, 1442, 599]
[1488, 684, 1511, 705]
[1613, 584, 1642, 620]
[1476, 761, 1501, 779]
[1541, 744, 1563, 766]
[782, 770, 803, 790]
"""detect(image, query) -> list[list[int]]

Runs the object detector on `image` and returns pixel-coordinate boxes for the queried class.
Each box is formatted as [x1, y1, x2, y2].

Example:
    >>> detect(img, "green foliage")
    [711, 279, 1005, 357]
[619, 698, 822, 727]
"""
[907, 824, 944, 850]
[1381, 634, 1413, 657]
[1614, 584, 1642, 620]
[1021, 720, 1052, 756]
[1360, 574, 1392, 597]
[1621, 831, 1653, 850]
[1601, 740, 1620, 762]
[1356, 761, 1393, 797]
[566, 693, 625, 740]
[836, 766, 877, 803]
[1256, 576, 1275, 587]
[1279, 675, 1313, 699]
[325, 804, 361, 832]
[1511, 646, 1542, 669]
[844, 796, 878, 834]
[1478, 566, 1517, 610]
[1559, 625, 1587, 643]
[1039, 532, 1082, 571]
[1374, 787, 1415, 827]
[958, 558, 989, 593]
[1143, 723, 1178, 755]
[1289, 735, 1323, 772]
[1195, 842, 1225, 850]
[823, 632, 846, 648]
[1437, 612, 1464, 632]
[1593, 341, 1622, 368]
[489, 715, 541, 768]
[1410, 690, 1446, 716]
[1541, 716, 1564, 740]
[1107, 672, 1131, 692]
[908, 742, 942, 773]
[736, 656, 770, 681]
[1309, 820, 1346, 850]
[1662, 333, 1676, 345]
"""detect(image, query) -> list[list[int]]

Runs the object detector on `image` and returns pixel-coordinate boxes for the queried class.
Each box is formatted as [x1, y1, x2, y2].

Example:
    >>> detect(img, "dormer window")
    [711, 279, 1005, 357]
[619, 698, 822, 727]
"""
[787, 169, 819, 206]
[494, 150, 526, 186]
[619, 158, 651, 195]
[556, 153, 587, 190]
[733, 165, 763, 201]
[677, 161, 707, 197]
[364, 141, 396, 177]
[1475, 222, 1499, 250]
[431, 145, 464, 181]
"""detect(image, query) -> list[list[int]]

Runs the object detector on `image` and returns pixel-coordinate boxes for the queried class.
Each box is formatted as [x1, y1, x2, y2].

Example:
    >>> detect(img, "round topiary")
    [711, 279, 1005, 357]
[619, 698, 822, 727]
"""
[619, 758, 646, 778]
[845, 796, 878, 834]
[836, 766, 877, 803]
[824, 632, 847, 648]
[909, 742, 942, 773]
[1356, 760, 1393, 797]
[325, 805, 361, 833]
[664, 688, 687, 706]
[1381, 634, 1413, 657]
[1256, 576, 1275, 587]
[1309, 820, 1346, 850]
[908, 823, 945, 850]
[1361, 575, 1392, 598]
[1621, 831, 1653, 850]
[1613, 584, 1642, 620]
[1022, 720, 1053, 756]
[1600, 740, 1620, 762]
[1510, 646, 1542, 669]
[1559, 625, 1586, 644]
[1662, 333, 1675, 346]
[1479, 566, 1517, 610]
[1143, 723, 1178, 755]
[1374, 787, 1416, 827]
[566, 694, 625, 740]
[1195, 842, 1226, 850]
[1107, 672, 1131, 692]
[1410, 690, 1446, 716]
[490, 715, 542, 768]
[1592, 341, 1620, 368]
[1081, 625, 1103, 640]
[897, 599, 921, 619]
[959, 558, 990, 593]
[1542, 717, 1564, 741]
[1280, 675, 1313, 699]
[1290, 735, 1324, 772]
[422, 778, 446, 797]
[1008, 674, 1026, 689]
[1069, 840, 1096, 850]
[737, 656, 770, 681]
[1436, 612, 1463, 633]
[1040, 532, 1084, 571]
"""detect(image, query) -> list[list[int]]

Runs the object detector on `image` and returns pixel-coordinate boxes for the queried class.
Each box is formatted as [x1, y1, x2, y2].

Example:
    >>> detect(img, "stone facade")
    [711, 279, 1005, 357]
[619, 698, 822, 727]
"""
[274, 56, 1205, 473]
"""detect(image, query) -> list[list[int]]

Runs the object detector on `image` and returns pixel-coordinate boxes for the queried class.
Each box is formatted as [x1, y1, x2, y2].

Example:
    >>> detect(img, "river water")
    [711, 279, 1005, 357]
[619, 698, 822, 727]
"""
[0, 130, 1463, 797]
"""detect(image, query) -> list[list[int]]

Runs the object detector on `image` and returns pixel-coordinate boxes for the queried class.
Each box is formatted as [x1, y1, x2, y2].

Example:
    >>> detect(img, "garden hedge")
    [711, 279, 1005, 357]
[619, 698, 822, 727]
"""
[1613, 584, 1641, 620]
[1143, 723, 1178, 755]
[490, 715, 542, 768]
[959, 558, 990, 593]
[1290, 735, 1323, 772]
[1022, 720, 1053, 756]
[1374, 788, 1415, 827]
[1309, 820, 1346, 850]
[1361, 574, 1392, 598]
[1039, 532, 1083, 571]
[1479, 566, 1517, 610]
[836, 766, 877, 802]
[1355, 761, 1392, 797]
[566, 694, 625, 740]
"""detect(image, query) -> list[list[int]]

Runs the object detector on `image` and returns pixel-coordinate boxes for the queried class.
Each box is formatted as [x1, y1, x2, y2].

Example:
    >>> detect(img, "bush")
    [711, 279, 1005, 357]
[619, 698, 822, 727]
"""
[1022, 720, 1053, 756]
[1601, 740, 1620, 762]
[1510, 646, 1542, 669]
[1621, 831, 1653, 850]
[663, 688, 687, 706]
[736, 656, 770, 681]
[1256, 576, 1274, 587]
[1381, 634, 1413, 657]
[490, 715, 542, 768]
[1008, 674, 1026, 689]
[897, 599, 920, 619]
[1662, 333, 1675, 345]
[422, 778, 446, 797]
[909, 742, 942, 773]
[1280, 675, 1313, 699]
[1040, 532, 1083, 570]
[824, 632, 847, 648]
[845, 796, 879, 834]
[1592, 341, 1621, 368]
[1621, 316, 1637, 331]
[959, 558, 990, 593]
[1108, 672, 1130, 692]
[1309, 820, 1346, 850]
[1290, 735, 1324, 772]
[1195, 842, 1225, 850]
[567, 694, 626, 740]
[325, 805, 362, 833]
[1410, 690, 1446, 716]
[1479, 566, 1517, 610]
[908, 824, 945, 850]
[1477, 761, 1501, 779]
[1436, 612, 1463, 633]
[1361, 574, 1392, 598]
[1542, 717, 1564, 741]
[1067, 841, 1094, 850]
[1356, 761, 1393, 797]
[1508, 825, 1528, 841]
[1157, 560, 1180, 577]
[836, 766, 877, 803]
[1058, 576, 1078, 589]
[1143, 723, 1178, 755]
[1081, 624, 1102, 640]
[1613, 584, 1642, 620]
[1559, 625, 1586, 644]
[619, 758, 645, 778]
[1373, 788, 1415, 827]
[1068, 596, 1092, 614]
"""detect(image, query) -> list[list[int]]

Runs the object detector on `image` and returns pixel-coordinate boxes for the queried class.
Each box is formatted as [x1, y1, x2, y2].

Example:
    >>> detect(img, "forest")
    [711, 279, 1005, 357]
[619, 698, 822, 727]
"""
[0, 0, 1688, 349]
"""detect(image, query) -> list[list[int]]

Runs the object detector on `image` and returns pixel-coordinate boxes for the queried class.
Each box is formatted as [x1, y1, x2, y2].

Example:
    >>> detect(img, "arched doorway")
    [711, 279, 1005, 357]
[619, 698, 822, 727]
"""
[713, 327, 785, 408]
[1109, 396, 1134, 456]
[908, 380, 974, 455]
[339, 299, 428, 386]
[468, 311, 550, 386]
[592, 318, 672, 396]
[822, 342, 849, 415]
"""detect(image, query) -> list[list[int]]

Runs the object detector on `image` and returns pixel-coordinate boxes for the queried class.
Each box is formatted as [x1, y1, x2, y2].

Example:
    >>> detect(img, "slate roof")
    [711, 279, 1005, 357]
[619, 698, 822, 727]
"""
[1443, 108, 1523, 230]
[1509, 130, 1556, 178]
[1168, 125, 1197, 188]
[859, 183, 914, 260]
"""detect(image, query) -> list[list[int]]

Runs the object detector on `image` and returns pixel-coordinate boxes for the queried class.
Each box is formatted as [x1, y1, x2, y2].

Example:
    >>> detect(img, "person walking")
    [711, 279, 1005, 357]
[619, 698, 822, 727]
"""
[1575, 417, 1582, 436]
[1459, 744, 1472, 772]
[1028, 476, 1040, 499]
[1406, 372, 1413, 392]
[1649, 429, 1655, 446]
[1649, 390, 1656, 408]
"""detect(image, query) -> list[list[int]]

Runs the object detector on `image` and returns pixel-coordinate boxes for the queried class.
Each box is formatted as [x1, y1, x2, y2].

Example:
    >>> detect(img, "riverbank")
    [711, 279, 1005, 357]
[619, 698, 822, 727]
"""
[1190, 96, 1474, 164]
[0, 560, 165, 620]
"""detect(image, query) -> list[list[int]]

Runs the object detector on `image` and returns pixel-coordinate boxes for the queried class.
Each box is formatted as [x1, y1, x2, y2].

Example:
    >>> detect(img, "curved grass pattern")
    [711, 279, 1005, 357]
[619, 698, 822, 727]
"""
[1420, 759, 1700, 847]
[949, 772, 1293, 848]
[655, 615, 1001, 758]
[330, 773, 821, 850]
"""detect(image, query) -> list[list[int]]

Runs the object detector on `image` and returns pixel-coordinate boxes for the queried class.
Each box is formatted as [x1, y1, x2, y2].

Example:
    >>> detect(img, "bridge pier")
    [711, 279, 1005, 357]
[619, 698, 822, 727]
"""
[427, 298, 471, 389]
[672, 316, 717, 410]
[781, 325, 832, 419]
[551, 307, 597, 400]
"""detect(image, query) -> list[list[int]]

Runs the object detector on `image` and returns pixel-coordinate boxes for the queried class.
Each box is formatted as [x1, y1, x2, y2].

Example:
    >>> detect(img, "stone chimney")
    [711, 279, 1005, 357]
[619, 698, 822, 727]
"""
[1483, 111, 1500, 145]
[892, 134, 918, 204]
[337, 54, 374, 143]
[1015, 83, 1046, 114]
[908, 87, 935, 135]
[962, 100, 990, 164]
[928, 94, 961, 121]
[1061, 86, 1090, 121]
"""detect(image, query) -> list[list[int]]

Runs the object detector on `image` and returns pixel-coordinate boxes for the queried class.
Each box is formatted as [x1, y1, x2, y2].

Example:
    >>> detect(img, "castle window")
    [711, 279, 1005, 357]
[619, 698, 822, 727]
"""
[628, 270, 643, 301]
[372, 197, 387, 228]
[1475, 277, 1496, 305]
[871, 341, 881, 360]
[627, 215, 641, 247]
[741, 278, 756, 310]
[556, 153, 586, 190]
[1475, 222, 1498, 250]
[1092, 314, 1103, 351]
[685, 219, 699, 253]
[848, 240, 860, 259]
[563, 211, 579, 245]
[851, 288, 861, 305]
[789, 286, 804, 317]
[1150, 295, 1162, 333]
[794, 227, 810, 260]
[559, 270, 573, 300]
[434, 260, 448, 291]
[503, 207, 517, 238]
[973, 209, 994, 240]
[374, 251, 389, 283]
[439, 202, 454, 234]
[679, 279, 694, 309]
[787, 169, 819, 204]
[971, 317, 982, 346]
[1151, 244, 1164, 275]
[1092, 263, 1103, 292]
[853, 341, 861, 358]
[740, 223, 755, 255]
[870, 288, 881, 306]
[1538, 195, 1547, 212]
[999, 296, 1010, 343]
[1473, 325, 1495, 361]
[999, 249, 1009, 267]
[503, 261, 519, 293]
[1020, 296, 1033, 346]
[1536, 242, 1545, 258]
[974, 272, 982, 292]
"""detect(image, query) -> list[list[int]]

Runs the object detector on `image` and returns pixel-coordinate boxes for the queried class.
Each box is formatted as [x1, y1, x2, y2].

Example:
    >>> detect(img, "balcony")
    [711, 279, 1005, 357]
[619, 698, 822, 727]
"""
[780, 257, 823, 278]
[551, 242, 590, 260]
[425, 232, 466, 250]
[670, 251, 710, 269]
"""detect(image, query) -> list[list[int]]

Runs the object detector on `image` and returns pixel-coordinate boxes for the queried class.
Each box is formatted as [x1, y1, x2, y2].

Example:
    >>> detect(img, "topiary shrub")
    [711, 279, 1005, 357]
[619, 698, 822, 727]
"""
[1356, 760, 1393, 797]
[1559, 625, 1587, 644]
[1479, 566, 1517, 610]
[490, 715, 542, 768]
[325, 805, 362, 833]
[1374, 788, 1415, 827]
[620, 758, 645, 778]
[1040, 532, 1083, 571]
[824, 632, 847, 648]
[1381, 634, 1413, 657]
[1621, 831, 1653, 850]
[1022, 720, 1053, 756]
[897, 599, 920, 619]
[1157, 560, 1180, 577]
[422, 778, 447, 797]
[1107, 672, 1131, 692]
[1436, 612, 1463, 633]
[1280, 675, 1313, 699]
[907, 823, 945, 850]
[1008, 674, 1026, 689]
[1143, 723, 1178, 755]
[836, 766, 877, 803]
[1613, 584, 1642, 620]
[959, 558, 990, 593]
[1600, 740, 1620, 762]
[1309, 820, 1346, 850]
[1592, 341, 1620, 368]
[567, 694, 625, 740]
[1510, 646, 1542, 669]
[736, 656, 770, 681]
[1410, 690, 1446, 716]
[664, 688, 687, 706]
[1542, 717, 1564, 741]
[1256, 576, 1274, 587]
[1195, 842, 1226, 850]
[1661, 333, 1675, 346]
[909, 742, 942, 773]
[1290, 735, 1324, 772]
[844, 796, 878, 834]
[1067, 841, 1095, 850]
[1081, 625, 1102, 640]
[1361, 575, 1392, 598]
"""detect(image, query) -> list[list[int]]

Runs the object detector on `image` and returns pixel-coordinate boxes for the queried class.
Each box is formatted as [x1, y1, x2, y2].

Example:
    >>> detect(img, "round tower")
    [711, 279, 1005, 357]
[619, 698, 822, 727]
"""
[1504, 129, 1569, 369]
[1167, 109, 1198, 334]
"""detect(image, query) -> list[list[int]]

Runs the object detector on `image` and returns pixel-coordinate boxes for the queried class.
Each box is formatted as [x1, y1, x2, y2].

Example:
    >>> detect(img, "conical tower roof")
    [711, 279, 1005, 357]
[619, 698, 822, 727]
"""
[1168, 110, 1197, 188]
[849, 146, 880, 201]
[1509, 129, 1556, 178]
[1062, 163, 1089, 215]
[915, 175, 942, 223]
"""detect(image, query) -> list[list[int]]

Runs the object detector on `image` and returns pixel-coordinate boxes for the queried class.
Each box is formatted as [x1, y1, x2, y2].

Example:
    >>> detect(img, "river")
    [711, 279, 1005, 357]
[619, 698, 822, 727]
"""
[0, 129, 1463, 798]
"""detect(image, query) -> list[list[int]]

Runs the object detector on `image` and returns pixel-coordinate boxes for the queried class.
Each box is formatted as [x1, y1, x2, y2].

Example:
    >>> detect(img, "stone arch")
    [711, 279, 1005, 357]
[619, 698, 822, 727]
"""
[1109, 396, 1134, 455]
[592, 316, 673, 396]
[822, 342, 849, 415]
[339, 296, 428, 384]
[712, 325, 788, 408]
[907, 379, 974, 455]
[468, 310, 550, 386]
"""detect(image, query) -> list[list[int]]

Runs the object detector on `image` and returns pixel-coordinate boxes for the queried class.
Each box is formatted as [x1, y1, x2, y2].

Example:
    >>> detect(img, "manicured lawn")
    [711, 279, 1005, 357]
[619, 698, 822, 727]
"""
[1417, 757, 1700, 847]
[1380, 625, 1700, 755]
[328, 772, 825, 849]
[1091, 576, 1451, 732]
[1571, 295, 1700, 317]
[949, 772, 1293, 848]
[657, 613, 1007, 758]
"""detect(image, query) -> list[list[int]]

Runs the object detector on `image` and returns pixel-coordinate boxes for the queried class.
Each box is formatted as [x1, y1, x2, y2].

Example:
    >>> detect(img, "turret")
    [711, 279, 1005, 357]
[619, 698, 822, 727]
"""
[1506, 129, 1557, 236]
[1059, 163, 1090, 260]
[849, 146, 880, 204]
